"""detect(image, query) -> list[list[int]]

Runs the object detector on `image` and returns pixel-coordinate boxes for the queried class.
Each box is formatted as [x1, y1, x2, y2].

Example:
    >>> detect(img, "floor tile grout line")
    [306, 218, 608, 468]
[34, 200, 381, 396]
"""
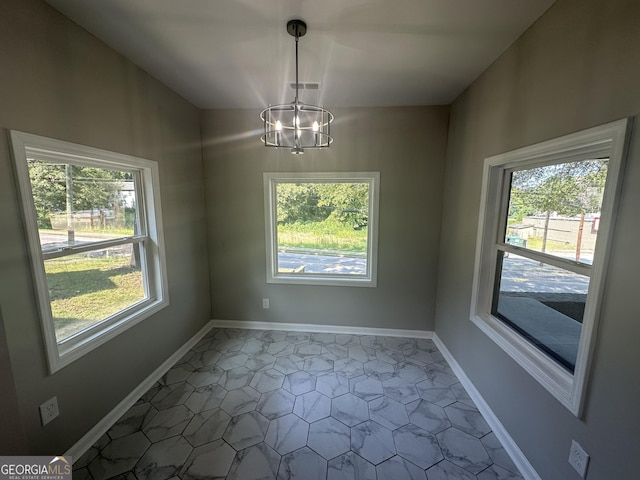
[432, 332, 541, 480]
[73, 324, 528, 480]
[66, 321, 215, 463]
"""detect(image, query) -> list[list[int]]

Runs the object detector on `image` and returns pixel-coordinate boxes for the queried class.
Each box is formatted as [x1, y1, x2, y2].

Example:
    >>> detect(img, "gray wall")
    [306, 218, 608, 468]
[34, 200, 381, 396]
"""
[0, 307, 28, 454]
[203, 106, 449, 331]
[435, 0, 640, 478]
[0, 0, 210, 453]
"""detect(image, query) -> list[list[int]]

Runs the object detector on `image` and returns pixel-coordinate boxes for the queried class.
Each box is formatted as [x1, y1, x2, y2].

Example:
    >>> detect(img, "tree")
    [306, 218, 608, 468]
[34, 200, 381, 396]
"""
[28, 160, 128, 230]
[316, 183, 369, 230]
[276, 183, 329, 224]
[28, 161, 66, 228]
[569, 163, 607, 260]
[71, 166, 122, 228]
[510, 159, 607, 259]
[507, 186, 535, 223]
[276, 182, 369, 229]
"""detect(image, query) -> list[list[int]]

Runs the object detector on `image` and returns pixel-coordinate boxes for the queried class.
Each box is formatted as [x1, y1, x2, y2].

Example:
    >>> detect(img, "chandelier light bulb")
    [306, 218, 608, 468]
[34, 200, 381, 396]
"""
[312, 121, 319, 132]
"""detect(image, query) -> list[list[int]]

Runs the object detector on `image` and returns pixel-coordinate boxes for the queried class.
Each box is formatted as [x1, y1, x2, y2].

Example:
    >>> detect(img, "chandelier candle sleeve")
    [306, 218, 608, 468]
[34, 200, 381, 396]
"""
[260, 20, 334, 154]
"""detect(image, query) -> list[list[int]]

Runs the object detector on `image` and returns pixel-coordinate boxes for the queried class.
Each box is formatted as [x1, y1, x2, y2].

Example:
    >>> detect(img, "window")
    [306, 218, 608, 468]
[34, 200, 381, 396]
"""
[11, 131, 169, 373]
[264, 172, 380, 287]
[470, 119, 630, 416]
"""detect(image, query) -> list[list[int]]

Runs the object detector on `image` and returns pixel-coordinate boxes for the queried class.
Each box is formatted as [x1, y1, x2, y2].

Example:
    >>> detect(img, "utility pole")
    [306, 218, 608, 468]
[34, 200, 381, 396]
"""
[65, 164, 74, 244]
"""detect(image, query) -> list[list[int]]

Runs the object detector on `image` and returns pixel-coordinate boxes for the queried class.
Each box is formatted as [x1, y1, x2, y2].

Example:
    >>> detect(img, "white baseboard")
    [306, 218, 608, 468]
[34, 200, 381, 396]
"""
[65, 320, 215, 463]
[432, 333, 541, 480]
[210, 319, 434, 340]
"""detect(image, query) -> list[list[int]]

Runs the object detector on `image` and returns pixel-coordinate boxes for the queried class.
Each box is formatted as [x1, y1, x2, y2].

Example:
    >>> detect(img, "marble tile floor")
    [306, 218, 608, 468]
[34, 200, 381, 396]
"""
[73, 328, 524, 480]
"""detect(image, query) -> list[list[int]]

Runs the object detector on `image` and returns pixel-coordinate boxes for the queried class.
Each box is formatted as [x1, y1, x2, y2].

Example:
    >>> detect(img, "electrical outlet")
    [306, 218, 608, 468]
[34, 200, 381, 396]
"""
[568, 440, 589, 478]
[39, 396, 59, 426]
[262, 298, 270, 309]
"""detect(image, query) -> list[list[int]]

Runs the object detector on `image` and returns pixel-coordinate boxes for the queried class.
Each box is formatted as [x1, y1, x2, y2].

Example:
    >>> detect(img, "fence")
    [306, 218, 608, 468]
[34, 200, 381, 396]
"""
[509, 216, 598, 251]
[49, 209, 122, 230]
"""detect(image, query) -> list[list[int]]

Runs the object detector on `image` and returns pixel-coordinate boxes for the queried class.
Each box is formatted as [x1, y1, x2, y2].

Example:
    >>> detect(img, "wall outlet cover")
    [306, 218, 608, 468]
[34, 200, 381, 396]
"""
[40, 396, 60, 426]
[568, 440, 589, 478]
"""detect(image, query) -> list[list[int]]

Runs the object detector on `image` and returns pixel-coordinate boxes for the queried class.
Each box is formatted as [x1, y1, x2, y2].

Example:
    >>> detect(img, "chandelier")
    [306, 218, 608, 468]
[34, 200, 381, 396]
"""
[260, 20, 334, 155]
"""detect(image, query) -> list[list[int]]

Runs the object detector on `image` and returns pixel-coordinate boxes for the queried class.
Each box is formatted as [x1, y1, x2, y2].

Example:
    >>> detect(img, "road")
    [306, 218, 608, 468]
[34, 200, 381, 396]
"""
[39, 230, 127, 250]
[278, 251, 589, 293]
[498, 254, 588, 294]
[39, 232, 590, 293]
[278, 252, 366, 275]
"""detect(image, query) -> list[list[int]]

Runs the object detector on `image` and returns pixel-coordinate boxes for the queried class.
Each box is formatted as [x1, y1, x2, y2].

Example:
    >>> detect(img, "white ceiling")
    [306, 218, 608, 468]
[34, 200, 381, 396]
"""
[44, 0, 555, 109]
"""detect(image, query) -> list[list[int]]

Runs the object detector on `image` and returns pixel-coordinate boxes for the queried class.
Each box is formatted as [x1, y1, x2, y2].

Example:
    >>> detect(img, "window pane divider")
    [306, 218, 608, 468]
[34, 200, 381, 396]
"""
[42, 235, 148, 260]
[496, 243, 591, 276]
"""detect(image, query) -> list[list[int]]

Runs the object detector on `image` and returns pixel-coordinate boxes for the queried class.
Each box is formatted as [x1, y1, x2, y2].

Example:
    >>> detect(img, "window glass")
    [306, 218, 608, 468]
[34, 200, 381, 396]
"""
[11, 131, 168, 372]
[264, 172, 379, 287]
[503, 159, 608, 265]
[45, 245, 146, 342]
[275, 182, 369, 276]
[492, 252, 589, 371]
[27, 159, 147, 342]
[493, 158, 607, 372]
[28, 161, 140, 252]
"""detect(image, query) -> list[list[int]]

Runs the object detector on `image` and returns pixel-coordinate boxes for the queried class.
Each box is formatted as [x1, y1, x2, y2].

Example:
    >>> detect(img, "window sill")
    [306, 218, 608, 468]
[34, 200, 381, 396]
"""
[471, 312, 578, 415]
[268, 273, 376, 288]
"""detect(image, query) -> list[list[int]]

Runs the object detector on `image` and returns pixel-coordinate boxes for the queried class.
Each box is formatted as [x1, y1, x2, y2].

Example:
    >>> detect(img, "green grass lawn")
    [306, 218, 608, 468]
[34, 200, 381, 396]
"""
[521, 237, 575, 251]
[278, 219, 368, 252]
[45, 254, 145, 341]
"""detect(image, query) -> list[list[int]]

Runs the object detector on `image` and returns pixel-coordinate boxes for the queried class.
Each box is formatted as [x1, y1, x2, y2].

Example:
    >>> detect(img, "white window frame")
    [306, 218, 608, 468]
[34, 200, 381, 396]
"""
[10, 131, 169, 373]
[264, 172, 380, 287]
[470, 119, 630, 416]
